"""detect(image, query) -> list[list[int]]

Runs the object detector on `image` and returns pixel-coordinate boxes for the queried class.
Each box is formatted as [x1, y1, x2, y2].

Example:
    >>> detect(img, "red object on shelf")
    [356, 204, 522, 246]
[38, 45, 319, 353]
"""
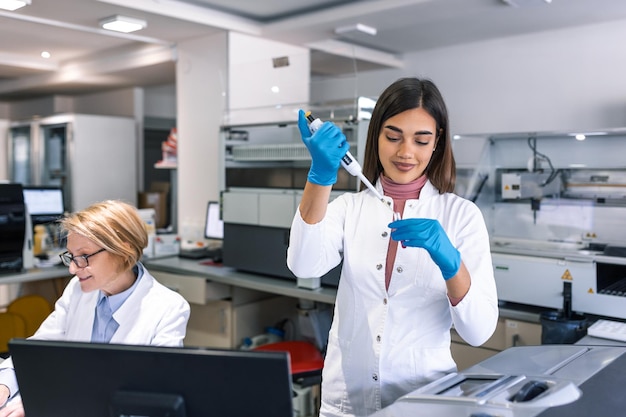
[254, 341, 324, 377]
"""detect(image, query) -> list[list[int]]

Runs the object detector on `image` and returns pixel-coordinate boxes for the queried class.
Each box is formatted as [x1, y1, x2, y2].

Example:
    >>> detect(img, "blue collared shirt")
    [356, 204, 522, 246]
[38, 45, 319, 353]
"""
[91, 263, 143, 343]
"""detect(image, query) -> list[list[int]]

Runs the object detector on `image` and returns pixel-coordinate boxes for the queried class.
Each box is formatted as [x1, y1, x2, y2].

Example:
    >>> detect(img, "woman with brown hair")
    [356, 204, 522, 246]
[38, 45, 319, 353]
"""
[288, 77, 498, 417]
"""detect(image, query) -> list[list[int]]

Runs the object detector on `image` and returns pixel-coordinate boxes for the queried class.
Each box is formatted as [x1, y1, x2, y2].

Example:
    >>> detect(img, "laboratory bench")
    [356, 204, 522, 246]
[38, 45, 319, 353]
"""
[143, 257, 553, 366]
[0, 265, 69, 286]
[0, 265, 71, 308]
[3, 258, 620, 368]
[143, 256, 337, 305]
[144, 256, 549, 319]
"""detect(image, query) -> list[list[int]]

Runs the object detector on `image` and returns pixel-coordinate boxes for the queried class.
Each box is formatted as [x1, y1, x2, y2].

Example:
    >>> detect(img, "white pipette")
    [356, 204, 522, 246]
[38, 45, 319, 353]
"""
[305, 111, 400, 219]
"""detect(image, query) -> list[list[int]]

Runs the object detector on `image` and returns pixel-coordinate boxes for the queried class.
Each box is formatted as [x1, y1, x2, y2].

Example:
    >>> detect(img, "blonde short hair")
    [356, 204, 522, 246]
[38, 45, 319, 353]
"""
[60, 200, 148, 272]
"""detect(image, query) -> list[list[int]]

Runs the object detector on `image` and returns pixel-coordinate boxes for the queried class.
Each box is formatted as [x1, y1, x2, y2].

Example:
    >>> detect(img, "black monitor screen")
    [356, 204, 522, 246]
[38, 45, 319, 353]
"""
[204, 200, 224, 240]
[9, 339, 294, 417]
[22, 187, 64, 224]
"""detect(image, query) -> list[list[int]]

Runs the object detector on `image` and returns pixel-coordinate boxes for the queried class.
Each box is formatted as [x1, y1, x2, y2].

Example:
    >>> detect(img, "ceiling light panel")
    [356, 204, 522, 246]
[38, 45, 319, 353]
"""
[0, 0, 31, 11]
[100, 15, 147, 33]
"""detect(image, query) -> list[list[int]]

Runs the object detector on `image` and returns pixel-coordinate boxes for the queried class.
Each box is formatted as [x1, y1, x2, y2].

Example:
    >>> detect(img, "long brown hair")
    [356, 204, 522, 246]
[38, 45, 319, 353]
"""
[361, 77, 456, 193]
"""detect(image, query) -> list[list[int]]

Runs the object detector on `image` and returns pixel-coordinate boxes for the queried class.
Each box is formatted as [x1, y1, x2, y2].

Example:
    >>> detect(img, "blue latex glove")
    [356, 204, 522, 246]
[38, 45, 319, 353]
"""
[297, 109, 349, 186]
[388, 218, 461, 280]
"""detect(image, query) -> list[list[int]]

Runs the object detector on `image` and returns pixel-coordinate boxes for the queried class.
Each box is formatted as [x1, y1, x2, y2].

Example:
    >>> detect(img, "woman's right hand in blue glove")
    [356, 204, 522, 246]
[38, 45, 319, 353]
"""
[297, 109, 349, 186]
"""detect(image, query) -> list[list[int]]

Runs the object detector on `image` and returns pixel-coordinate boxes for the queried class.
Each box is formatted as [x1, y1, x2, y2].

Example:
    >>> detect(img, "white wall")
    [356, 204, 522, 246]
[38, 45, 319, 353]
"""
[144, 84, 177, 119]
[310, 19, 626, 135]
[71, 89, 138, 117]
[176, 33, 228, 240]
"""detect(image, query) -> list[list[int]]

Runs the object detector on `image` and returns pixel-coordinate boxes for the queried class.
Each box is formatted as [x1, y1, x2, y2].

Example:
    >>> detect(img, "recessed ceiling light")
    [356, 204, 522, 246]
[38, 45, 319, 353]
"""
[99, 15, 147, 33]
[41, 51, 50, 59]
[0, 0, 31, 11]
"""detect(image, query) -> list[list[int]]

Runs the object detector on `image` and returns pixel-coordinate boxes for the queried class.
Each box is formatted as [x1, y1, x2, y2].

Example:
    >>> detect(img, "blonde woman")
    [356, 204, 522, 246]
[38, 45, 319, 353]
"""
[0, 200, 190, 417]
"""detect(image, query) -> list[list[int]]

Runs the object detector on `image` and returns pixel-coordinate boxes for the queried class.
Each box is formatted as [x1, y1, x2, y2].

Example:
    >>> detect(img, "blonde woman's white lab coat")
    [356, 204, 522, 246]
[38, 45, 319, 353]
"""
[32, 263, 190, 345]
[287, 180, 499, 417]
[0, 263, 190, 379]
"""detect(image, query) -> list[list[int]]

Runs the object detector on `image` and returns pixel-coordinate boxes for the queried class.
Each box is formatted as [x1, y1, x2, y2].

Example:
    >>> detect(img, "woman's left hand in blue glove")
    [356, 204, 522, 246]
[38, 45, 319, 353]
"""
[388, 218, 461, 280]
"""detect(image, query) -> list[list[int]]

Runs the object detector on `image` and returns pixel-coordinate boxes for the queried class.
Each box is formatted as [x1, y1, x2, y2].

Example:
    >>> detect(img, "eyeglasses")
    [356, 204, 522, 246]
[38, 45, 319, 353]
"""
[59, 248, 106, 268]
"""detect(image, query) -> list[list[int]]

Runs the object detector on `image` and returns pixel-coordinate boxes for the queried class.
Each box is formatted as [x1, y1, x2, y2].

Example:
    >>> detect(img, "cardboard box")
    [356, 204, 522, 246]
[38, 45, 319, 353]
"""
[138, 191, 168, 228]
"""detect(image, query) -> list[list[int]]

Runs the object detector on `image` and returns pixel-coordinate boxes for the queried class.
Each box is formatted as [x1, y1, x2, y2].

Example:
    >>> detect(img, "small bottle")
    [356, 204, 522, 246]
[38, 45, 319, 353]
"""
[33, 225, 48, 256]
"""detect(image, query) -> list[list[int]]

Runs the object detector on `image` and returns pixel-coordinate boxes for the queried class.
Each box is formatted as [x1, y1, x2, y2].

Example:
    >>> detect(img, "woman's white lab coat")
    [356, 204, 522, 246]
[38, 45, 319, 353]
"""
[0, 263, 189, 376]
[287, 180, 499, 417]
[0, 263, 189, 402]
[31, 263, 190, 345]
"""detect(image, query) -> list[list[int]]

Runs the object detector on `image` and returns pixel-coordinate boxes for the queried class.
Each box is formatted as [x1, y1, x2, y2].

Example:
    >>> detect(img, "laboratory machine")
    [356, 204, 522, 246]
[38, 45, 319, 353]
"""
[454, 129, 626, 321]
[369, 344, 626, 417]
[219, 99, 375, 287]
[0, 183, 30, 273]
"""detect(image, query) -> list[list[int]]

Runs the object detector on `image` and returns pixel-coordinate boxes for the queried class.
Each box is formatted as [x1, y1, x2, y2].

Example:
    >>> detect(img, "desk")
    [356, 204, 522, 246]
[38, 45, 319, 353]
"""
[0, 266, 69, 285]
[143, 256, 337, 349]
[0, 258, 556, 366]
[143, 256, 337, 305]
[0, 266, 70, 307]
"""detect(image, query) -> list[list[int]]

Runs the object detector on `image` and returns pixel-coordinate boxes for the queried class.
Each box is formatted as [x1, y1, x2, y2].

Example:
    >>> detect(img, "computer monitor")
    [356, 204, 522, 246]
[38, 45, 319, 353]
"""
[9, 339, 294, 417]
[204, 200, 224, 240]
[21, 186, 65, 225]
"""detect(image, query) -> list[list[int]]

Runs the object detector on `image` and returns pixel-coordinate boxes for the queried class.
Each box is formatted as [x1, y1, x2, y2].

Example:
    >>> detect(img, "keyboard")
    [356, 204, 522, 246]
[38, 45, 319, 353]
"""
[586, 319, 626, 342]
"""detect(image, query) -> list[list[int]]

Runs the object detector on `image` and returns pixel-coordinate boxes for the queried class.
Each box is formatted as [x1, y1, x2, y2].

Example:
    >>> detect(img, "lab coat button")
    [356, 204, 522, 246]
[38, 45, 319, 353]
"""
[376, 335, 381, 342]
[372, 373, 378, 381]
[382, 231, 388, 237]
[383, 298, 388, 305]
[396, 266, 403, 273]
[376, 264, 383, 270]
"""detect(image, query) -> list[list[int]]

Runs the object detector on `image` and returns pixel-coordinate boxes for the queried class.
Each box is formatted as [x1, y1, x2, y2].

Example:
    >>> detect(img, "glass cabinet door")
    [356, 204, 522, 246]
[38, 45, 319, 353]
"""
[40, 123, 71, 211]
[40, 124, 67, 186]
[10, 125, 32, 185]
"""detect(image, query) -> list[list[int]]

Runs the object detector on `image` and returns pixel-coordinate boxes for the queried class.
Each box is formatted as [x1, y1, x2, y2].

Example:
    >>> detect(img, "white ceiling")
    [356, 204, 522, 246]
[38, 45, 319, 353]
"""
[2, 0, 626, 100]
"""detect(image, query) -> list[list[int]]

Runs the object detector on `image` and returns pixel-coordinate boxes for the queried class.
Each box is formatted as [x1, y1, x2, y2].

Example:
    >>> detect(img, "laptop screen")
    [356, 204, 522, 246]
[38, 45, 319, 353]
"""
[204, 200, 224, 240]
[22, 186, 65, 224]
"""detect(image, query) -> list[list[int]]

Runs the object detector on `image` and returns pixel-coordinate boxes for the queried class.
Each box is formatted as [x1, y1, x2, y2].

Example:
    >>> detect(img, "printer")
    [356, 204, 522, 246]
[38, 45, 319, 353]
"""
[370, 344, 626, 417]
[0, 183, 30, 273]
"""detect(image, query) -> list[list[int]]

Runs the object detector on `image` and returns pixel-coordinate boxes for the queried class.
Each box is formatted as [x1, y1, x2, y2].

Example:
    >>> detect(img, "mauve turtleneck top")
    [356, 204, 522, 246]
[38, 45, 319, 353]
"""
[380, 174, 427, 290]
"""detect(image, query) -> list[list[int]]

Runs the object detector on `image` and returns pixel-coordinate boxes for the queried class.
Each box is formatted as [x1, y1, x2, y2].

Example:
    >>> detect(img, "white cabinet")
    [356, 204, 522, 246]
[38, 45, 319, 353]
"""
[8, 113, 137, 211]
[184, 296, 299, 349]
[492, 253, 595, 310]
[151, 271, 300, 348]
[222, 188, 298, 228]
[150, 271, 231, 305]
[226, 32, 310, 126]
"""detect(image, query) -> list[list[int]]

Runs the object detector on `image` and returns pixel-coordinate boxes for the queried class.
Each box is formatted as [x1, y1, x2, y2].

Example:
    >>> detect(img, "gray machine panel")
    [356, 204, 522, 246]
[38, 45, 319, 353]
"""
[369, 345, 626, 417]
